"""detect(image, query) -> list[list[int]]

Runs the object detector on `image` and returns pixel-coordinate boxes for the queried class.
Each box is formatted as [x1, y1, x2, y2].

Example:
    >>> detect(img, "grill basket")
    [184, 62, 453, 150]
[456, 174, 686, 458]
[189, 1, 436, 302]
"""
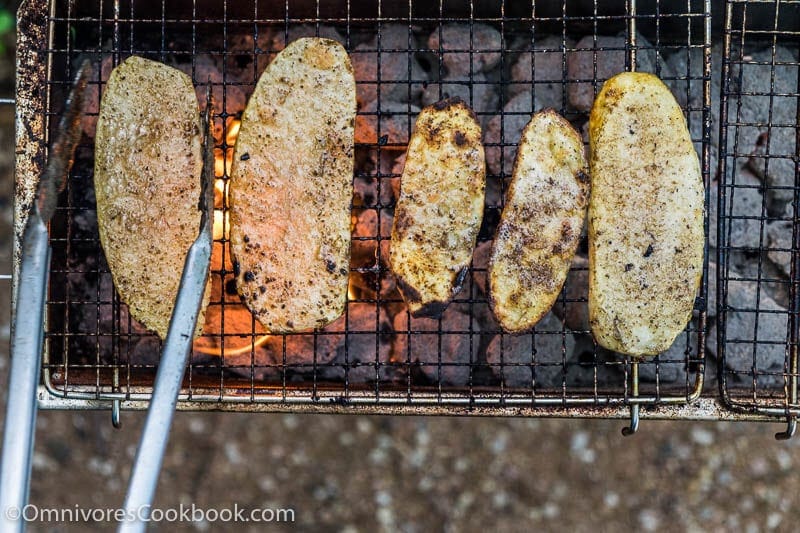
[717, 0, 800, 431]
[13, 0, 795, 432]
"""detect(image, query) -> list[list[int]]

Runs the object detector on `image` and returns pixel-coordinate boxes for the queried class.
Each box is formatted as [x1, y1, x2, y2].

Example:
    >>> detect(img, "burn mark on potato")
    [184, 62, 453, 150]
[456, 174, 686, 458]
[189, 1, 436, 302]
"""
[259, 285, 267, 294]
[325, 258, 336, 273]
[576, 170, 590, 184]
[395, 276, 422, 307]
[453, 131, 467, 146]
[453, 266, 469, 294]
[624, 263, 634, 272]
[643, 244, 654, 258]
[243, 271, 256, 282]
[239, 152, 250, 161]
[243, 235, 250, 243]
[393, 208, 412, 234]
[232, 260, 241, 276]
[225, 278, 238, 295]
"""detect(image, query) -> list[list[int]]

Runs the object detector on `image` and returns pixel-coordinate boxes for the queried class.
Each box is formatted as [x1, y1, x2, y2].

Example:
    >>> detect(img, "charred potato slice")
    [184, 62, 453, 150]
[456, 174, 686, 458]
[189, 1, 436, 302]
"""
[390, 97, 486, 318]
[588, 72, 704, 356]
[95, 56, 207, 340]
[489, 109, 589, 333]
[229, 38, 356, 333]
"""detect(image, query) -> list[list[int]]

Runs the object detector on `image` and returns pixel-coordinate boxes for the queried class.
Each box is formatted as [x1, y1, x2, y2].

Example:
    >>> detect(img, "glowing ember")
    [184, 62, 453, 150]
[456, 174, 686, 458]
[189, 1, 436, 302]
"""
[195, 118, 273, 357]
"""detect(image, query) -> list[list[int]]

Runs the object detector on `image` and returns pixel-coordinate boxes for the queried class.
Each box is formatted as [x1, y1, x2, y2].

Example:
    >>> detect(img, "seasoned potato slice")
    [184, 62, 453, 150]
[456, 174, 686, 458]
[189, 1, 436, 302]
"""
[95, 56, 207, 340]
[489, 109, 589, 333]
[229, 38, 356, 333]
[390, 97, 485, 318]
[588, 72, 704, 356]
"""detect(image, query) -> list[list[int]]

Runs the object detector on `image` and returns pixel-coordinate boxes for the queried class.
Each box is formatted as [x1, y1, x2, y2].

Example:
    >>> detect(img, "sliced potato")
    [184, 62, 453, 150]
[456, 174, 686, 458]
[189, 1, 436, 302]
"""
[95, 56, 207, 340]
[229, 38, 355, 333]
[489, 109, 589, 333]
[588, 72, 704, 356]
[390, 97, 485, 318]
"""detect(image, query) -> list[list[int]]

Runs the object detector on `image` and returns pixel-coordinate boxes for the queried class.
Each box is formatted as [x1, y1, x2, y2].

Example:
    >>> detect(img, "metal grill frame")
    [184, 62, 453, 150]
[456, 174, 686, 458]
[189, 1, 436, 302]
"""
[13, 0, 716, 423]
[717, 0, 800, 431]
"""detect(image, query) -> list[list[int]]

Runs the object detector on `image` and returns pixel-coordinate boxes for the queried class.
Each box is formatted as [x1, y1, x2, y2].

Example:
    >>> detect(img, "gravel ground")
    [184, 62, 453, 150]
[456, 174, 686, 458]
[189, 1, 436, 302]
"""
[1, 46, 800, 533]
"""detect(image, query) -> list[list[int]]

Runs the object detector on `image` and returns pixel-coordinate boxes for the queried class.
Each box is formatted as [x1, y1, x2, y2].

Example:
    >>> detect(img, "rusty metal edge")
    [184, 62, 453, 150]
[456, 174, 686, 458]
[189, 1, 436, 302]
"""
[34, 386, 780, 422]
[13, 0, 49, 314]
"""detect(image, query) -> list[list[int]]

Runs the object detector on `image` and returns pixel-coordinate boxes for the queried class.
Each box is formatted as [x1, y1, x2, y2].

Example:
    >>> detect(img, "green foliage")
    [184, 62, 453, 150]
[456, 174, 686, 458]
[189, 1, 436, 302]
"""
[0, 9, 12, 56]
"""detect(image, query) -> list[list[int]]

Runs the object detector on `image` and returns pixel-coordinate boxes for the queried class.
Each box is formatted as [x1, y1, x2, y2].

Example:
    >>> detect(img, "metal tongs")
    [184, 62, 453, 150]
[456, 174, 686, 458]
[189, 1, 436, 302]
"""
[118, 89, 215, 532]
[0, 63, 88, 531]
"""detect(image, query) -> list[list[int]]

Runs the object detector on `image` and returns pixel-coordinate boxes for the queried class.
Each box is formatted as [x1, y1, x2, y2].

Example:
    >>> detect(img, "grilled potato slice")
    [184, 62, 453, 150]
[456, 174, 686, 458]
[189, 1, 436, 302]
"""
[95, 56, 208, 340]
[229, 38, 355, 333]
[588, 72, 704, 356]
[489, 109, 589, 333]
[390, 97, 485, 318]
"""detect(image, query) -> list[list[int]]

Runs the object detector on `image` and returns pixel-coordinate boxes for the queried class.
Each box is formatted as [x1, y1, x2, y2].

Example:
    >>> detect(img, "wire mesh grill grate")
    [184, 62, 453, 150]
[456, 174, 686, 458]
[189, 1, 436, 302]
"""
[717, 0, 800, 417]
[23, 0, 711, 411]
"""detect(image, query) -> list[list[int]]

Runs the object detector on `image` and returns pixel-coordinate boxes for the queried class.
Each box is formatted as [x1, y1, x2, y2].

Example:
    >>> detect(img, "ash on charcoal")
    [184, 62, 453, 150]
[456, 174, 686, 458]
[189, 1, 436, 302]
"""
[507, 34, 572, 108]
[567, 33, 672, 113]
[720, 268, 790, 388]
[665, 44, 719, 180]
[392, 306, 480, 386]
[636, 330, 696, 384]
[427, 23, 502, 77]
[485, 312, 576, 389]
[484, 91, 540, 177]
[421, 72, 499, 126]
[351, 24, 427, 106]
[356, 99, 419, 147]
[767, 202, 793, 277]
[730, 45, 798, 208]
[709, 167, 766, 250]
[564, 337, 624, 387]
[551, 254, 589, 332]
[317, 303, 397, 383]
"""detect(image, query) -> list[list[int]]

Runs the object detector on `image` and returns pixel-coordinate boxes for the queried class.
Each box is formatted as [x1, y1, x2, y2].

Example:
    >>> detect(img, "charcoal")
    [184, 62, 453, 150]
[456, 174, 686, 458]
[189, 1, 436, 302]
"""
[708, 167, 765, 250]
[767, 202, 793, 277]
[567, 33, 671, 113]
[224, 29, 283, 82]
[173, 56, 247, 142]
[421, 72, 499, 126]
[720, 269, 789, 388]
[636, 330, 696, 383]
[80, 55, 114, 138]
[427, 23, 502, 77]
[317, 303, 396, 383]
[349, 207, 395, 299]
[383, 152, 405, 207]
[485, 312, 575, 388]
[508, 34, 572, 108]
[392, 306, 480, 386]
[730, 45, 797, 206]
[356, 99, 418, 147]
[351, 24, 427, 106]
[665, 44, 718, 180]
[484, 92, 538, 176]
[551, 254, 589, 332]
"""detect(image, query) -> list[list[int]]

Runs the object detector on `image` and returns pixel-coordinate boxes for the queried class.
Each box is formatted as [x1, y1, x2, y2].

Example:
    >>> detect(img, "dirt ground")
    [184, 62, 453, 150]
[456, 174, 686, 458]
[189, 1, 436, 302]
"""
[1, 47, 799, 533]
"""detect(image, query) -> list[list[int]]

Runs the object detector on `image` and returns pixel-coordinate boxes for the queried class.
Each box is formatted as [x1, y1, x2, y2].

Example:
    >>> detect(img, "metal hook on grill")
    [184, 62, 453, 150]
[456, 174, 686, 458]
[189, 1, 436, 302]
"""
[622, 360, 640, 436]
[775, 417, 796, 440]
[111, 399, 121, 429]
